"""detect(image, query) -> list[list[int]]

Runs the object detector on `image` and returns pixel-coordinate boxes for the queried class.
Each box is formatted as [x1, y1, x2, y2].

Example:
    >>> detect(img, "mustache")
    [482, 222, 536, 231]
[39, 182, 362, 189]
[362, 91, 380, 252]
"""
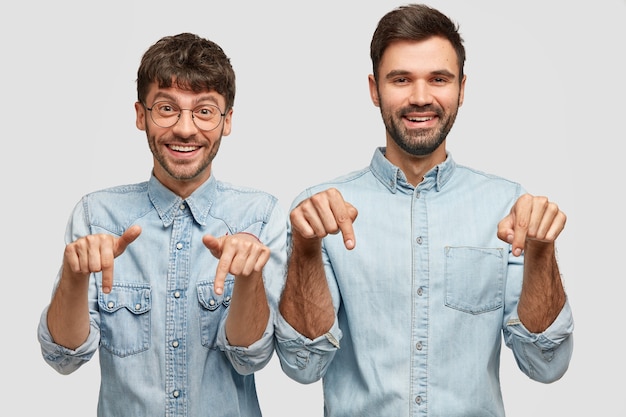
[399, 104, 442, 117]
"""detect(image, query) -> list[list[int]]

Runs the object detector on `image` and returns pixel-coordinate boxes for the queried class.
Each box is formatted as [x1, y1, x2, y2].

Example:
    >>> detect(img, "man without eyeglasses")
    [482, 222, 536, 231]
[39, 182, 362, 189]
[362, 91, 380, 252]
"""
[275, 4, 574, 416]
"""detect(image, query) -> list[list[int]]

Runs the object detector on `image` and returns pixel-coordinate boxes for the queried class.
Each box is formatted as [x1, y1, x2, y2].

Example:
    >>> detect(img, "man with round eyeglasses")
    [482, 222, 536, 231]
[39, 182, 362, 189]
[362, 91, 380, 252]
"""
[142, 101, 227, 132]
[38, 32, 287, 417]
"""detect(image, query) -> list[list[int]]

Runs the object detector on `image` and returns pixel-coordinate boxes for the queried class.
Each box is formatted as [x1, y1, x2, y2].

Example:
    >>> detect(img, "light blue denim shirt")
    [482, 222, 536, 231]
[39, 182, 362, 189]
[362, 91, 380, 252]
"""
[275, 147, 574, 417]
[38, 174, 287, 417]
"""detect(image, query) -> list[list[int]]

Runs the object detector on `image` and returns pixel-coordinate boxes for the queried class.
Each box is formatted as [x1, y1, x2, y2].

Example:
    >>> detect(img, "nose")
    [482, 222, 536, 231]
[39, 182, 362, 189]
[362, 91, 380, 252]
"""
[172, 109, 198, 136]
[409, 80, 433, 107]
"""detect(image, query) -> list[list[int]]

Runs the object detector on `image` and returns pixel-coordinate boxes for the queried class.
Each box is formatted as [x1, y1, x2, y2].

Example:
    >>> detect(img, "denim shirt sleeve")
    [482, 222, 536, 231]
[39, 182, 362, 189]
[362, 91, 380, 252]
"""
[217, 309, 275, 375]
[216, 202, 289, 375]
[274, 312, 342, 384]
[37, 306, 100, 375]
[274, 190, 343, 384]
[504, 297, 574, 383]
[37, 199, 101, 375]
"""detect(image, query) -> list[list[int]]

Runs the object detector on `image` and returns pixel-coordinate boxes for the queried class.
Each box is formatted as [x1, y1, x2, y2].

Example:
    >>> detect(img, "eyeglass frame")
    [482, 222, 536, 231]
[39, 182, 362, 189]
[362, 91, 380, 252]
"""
[142, 101, 227, 132]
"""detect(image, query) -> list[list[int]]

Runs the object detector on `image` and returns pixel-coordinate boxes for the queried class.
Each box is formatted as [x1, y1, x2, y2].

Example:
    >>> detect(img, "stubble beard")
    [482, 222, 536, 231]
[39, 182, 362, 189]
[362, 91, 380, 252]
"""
[146, 125, 222, 181]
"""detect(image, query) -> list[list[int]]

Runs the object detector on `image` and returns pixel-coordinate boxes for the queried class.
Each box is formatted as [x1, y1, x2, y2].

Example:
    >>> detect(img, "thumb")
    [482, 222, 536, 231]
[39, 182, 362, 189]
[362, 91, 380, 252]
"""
[497, 214, 523, 256]
[496, 214, 513, 243]
[202, 234, 222, 258]
[115, 225, 142, 257]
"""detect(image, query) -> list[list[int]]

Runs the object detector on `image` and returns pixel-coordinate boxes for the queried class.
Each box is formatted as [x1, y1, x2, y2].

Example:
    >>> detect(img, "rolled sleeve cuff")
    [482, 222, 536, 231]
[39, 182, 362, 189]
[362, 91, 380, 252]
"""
[37, 307, 98, 375]
[274, 312, 342, 351]
[273, 312, 341, 384]
[217, 309, 276, 375]
[507, 298, 574, 350]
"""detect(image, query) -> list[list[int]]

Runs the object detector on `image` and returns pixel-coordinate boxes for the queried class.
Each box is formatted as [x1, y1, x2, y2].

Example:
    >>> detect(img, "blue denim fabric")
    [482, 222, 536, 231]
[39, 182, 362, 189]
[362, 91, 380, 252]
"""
[38, 174, 288, 417]
[275, 147, 574, 417]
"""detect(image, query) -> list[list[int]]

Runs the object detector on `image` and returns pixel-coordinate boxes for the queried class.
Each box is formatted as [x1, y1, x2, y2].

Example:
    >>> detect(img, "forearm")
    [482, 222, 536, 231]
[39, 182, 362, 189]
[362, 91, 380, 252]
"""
[225, 271, 270, 347]
[279, 236, 335, 339]
[517, 240, 566, 333]
[46, 270, 91, 350]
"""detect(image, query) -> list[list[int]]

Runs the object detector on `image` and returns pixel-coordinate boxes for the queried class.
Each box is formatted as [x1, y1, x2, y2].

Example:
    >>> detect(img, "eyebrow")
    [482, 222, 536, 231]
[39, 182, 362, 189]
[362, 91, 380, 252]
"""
[151, 92, 222, 106]
[385, 69, 457, 81]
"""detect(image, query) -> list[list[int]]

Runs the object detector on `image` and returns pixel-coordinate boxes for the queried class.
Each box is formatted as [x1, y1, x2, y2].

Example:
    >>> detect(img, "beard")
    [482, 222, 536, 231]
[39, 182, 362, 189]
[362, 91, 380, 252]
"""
[380, 99, 460, 157]
[146, 124, 222, 181]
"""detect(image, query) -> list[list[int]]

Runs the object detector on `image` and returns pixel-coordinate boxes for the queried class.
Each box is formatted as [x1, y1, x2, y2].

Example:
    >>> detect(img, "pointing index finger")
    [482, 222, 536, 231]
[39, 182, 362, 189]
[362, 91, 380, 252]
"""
[329, 198, 357, 250]
[510, 195, 532, 256]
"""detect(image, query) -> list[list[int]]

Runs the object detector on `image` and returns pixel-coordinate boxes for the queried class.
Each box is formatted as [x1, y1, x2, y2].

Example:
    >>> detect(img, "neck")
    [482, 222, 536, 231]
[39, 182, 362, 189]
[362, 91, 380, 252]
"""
[384, 141, 447, 186]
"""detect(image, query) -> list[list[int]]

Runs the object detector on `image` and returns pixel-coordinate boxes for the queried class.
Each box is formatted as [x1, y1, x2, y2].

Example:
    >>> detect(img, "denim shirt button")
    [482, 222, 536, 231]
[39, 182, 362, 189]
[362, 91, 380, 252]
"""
[172, 390, 180, 398]
[172, 340, 179, 348]
[415, 395, 422, 404]
[176, 242, 183, 250]
[173, 291, 181, 298]
[416, 341, 423, 350]
[107, 301, 115, 309]
[417, 287, 423, 296]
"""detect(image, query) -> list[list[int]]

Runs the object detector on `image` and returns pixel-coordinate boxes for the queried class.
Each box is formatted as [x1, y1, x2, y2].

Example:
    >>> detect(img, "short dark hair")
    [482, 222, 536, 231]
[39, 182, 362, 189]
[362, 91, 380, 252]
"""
[137, 33, 236, 110]
[370, 4, 465, 83]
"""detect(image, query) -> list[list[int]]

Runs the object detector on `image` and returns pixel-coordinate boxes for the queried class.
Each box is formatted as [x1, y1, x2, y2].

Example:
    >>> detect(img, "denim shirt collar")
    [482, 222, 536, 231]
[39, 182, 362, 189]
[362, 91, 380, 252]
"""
[147, 174, 216, 227]
[370, 146, 456, 194]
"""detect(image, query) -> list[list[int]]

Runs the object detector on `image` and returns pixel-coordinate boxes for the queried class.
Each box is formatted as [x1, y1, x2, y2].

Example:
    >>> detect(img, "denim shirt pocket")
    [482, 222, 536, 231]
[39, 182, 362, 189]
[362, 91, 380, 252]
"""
[99, 283, 151, 357]
[197, 278, 234, 349]
[444, 246, 505, 314]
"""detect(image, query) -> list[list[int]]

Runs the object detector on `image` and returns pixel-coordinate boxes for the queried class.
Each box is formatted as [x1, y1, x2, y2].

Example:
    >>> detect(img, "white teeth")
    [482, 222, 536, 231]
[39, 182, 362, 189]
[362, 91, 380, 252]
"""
[408, 116, 433, 122]
[170, 145, 197, 152]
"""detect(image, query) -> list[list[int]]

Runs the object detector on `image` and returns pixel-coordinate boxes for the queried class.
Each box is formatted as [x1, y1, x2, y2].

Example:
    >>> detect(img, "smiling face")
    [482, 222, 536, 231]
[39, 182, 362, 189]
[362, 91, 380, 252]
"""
[369, 36, 466, 183]
[135, 82, 232, 198]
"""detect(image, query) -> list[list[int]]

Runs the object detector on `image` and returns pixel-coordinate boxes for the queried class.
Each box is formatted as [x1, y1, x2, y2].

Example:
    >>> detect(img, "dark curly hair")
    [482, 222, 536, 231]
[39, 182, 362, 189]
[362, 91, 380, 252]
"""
[136, 33, 235, 110]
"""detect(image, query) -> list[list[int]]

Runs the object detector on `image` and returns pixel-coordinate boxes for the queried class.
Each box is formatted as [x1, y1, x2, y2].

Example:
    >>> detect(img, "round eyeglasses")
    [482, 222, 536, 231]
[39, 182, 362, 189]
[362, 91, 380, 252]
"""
[144, 101, 226, 132]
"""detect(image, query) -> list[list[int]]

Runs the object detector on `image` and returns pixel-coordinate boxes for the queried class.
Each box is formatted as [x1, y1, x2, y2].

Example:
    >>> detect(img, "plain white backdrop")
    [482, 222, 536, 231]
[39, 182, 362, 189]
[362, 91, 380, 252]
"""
[2, 0, 624, 415]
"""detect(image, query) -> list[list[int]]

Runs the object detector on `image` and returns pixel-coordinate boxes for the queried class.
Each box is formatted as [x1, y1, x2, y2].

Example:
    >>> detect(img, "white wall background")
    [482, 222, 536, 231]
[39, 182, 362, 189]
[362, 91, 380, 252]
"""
[1, 0, 624, 415]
